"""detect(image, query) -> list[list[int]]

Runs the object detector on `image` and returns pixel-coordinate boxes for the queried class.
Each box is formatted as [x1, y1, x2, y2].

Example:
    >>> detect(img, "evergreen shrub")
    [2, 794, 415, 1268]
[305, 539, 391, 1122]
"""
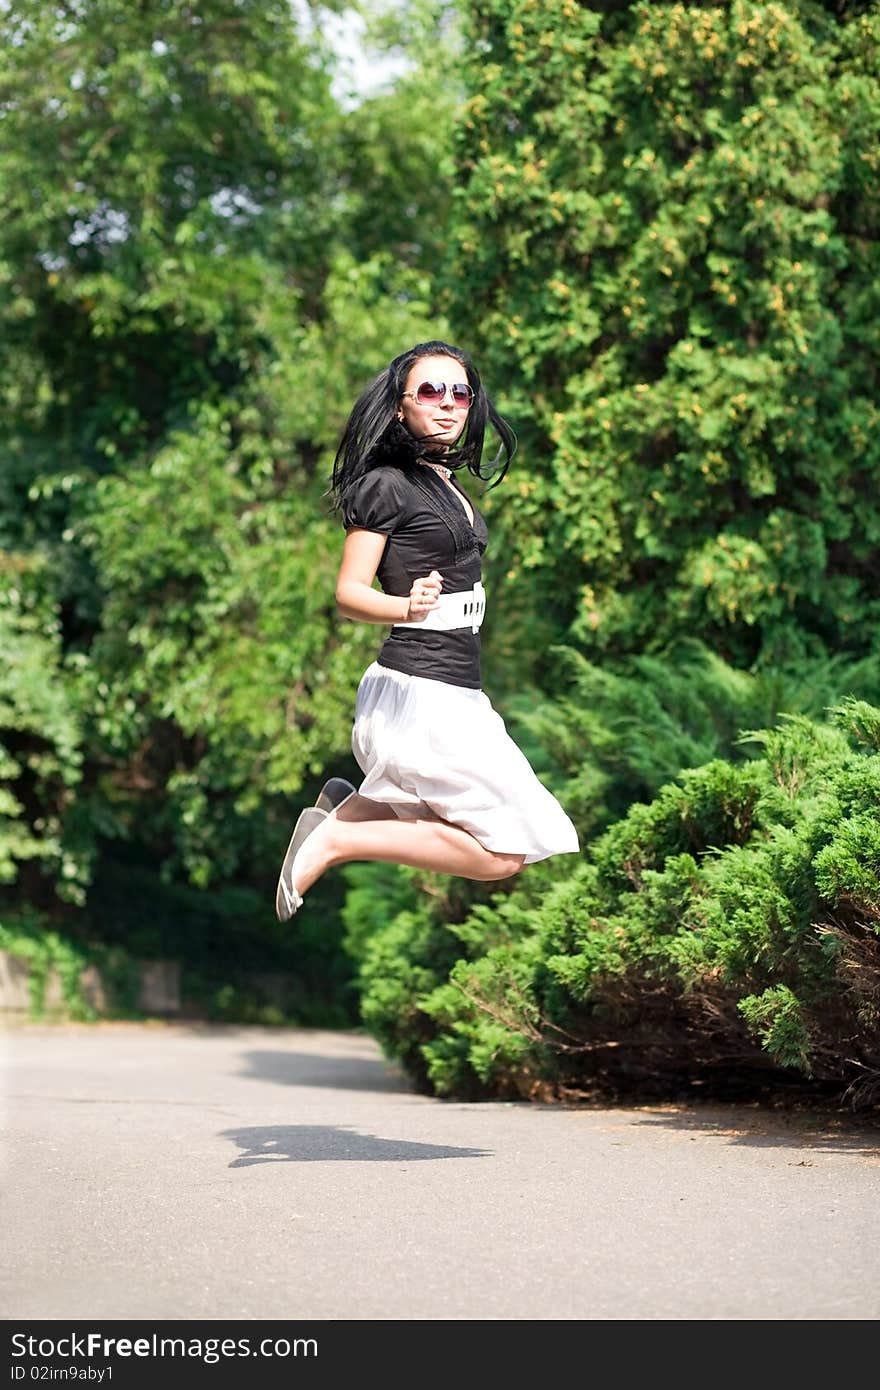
[355, 701, 880, 1110]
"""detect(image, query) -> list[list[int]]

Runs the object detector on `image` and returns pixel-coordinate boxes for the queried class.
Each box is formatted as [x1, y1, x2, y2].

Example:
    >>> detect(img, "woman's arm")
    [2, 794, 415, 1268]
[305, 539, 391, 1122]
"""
[336, 529, 410, 624]
[336, 529, 441, 625]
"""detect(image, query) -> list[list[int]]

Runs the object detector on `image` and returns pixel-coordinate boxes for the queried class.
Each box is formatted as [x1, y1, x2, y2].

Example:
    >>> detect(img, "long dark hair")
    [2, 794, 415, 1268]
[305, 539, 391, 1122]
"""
[328, 340, 517, 514]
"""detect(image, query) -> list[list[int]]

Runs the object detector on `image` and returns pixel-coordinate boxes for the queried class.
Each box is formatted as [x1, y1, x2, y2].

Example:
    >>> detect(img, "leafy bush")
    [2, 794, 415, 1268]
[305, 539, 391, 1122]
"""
[505, 639, 880, 841]
[356, 702, 880, 1110]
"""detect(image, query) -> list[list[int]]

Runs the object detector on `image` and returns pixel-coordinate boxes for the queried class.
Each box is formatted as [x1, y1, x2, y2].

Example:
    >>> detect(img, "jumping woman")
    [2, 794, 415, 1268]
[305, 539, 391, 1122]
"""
[275, 339, 579, 921]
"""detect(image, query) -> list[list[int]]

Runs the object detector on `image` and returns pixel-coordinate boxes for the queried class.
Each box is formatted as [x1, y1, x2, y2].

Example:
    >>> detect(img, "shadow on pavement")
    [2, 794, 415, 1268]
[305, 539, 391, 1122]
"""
[221, 1125, 491, 1167]
[238, 1049, 410, 1093]
[631, 1108, 880, 1156]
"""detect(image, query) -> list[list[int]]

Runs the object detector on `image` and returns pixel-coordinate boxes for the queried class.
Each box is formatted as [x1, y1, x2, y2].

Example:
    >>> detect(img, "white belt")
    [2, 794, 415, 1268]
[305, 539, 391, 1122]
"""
[392, 581, 486, 634]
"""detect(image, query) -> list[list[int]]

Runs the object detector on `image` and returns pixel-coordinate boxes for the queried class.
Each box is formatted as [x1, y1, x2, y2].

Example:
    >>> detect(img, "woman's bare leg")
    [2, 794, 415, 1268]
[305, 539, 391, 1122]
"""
[290, 792, 525, 894]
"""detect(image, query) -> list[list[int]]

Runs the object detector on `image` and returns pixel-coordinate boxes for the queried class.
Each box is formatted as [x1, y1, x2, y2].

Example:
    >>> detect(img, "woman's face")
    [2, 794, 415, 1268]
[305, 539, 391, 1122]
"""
[397, 354, 472, 451]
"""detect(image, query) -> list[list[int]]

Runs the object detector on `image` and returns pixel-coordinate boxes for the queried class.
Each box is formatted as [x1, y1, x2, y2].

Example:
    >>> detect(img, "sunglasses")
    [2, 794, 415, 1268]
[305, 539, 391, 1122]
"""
[401, 380, 475, 408]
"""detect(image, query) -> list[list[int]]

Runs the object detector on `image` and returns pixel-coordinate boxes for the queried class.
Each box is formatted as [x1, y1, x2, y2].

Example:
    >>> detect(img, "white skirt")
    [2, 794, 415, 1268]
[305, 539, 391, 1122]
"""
[351, 661, 580, 866]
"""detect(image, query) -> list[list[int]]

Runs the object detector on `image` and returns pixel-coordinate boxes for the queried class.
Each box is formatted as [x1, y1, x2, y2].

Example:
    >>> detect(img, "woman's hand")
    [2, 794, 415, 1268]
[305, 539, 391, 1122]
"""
[406, 569, 444, 621]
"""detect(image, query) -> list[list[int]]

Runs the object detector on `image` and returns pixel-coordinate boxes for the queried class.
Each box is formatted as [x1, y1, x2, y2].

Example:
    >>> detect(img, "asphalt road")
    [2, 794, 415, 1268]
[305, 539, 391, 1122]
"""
[3, 1022, 879, 1321]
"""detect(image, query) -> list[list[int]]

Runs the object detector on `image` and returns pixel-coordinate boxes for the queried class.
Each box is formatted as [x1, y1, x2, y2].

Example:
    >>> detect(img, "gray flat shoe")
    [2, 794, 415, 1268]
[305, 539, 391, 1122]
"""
[275, 807, 327, 922]
[315, 777, 357, 813]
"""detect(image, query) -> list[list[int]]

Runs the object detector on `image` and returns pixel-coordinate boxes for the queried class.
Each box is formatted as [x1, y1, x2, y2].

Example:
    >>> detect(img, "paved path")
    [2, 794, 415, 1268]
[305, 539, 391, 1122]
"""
[3, 1023, 879, 1320]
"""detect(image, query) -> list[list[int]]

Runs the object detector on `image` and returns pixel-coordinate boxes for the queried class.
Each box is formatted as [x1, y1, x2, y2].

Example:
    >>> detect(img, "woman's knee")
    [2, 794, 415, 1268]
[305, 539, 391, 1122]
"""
[482, 851, 526, 881]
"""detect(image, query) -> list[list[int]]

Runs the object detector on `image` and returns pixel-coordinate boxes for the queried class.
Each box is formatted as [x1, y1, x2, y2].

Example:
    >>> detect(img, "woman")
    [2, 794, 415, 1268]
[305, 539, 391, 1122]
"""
[275, 339, 579, 921]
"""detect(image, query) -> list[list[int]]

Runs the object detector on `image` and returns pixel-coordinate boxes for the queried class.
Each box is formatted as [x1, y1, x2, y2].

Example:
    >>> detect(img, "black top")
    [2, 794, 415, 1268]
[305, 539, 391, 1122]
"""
[341, 462, 489, 689]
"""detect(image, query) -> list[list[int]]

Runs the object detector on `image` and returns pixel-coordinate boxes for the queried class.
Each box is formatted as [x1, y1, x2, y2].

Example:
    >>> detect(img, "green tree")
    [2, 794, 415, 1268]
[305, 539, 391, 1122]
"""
[447, 0, 880, 687]
[0, 0, 458, 1017]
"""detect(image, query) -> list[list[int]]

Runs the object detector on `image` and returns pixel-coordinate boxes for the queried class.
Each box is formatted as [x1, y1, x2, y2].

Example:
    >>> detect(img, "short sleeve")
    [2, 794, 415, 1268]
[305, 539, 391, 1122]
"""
[341, 467, 406, 535]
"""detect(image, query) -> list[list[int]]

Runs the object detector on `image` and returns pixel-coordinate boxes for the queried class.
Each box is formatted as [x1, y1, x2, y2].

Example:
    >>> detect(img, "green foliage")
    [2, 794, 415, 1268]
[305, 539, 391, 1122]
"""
[0, 0, 458, 1008]
[832, 696, 880, 752]
[354, 905, 463, 1091]
[738, 985, 812, 1073]
[357, 704, 880, 1108]
[449, 1, 880, 682]
[336, 4, 464, 270]
[342, 856, 566, 1092]
[421, 940, 548, 1098]
[0, 0, 349, 915]
[80, 849, 356, 1027]
[78, 402, 356, 885]
[0, 911, 118, 1019]
[813, 814, 880, 914]
[0, 0, 339, 501]
[0, 561, 87, 900]
[503, 638, 880, 841]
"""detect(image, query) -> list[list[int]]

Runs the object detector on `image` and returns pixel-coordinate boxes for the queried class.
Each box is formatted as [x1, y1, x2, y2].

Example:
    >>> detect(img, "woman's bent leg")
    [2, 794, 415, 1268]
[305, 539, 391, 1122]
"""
[291, 793, 525, 894]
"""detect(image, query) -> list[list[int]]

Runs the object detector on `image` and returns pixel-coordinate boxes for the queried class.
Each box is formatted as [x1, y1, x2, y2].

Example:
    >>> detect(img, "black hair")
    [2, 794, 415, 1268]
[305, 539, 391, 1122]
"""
[327, 339, 517, 515]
